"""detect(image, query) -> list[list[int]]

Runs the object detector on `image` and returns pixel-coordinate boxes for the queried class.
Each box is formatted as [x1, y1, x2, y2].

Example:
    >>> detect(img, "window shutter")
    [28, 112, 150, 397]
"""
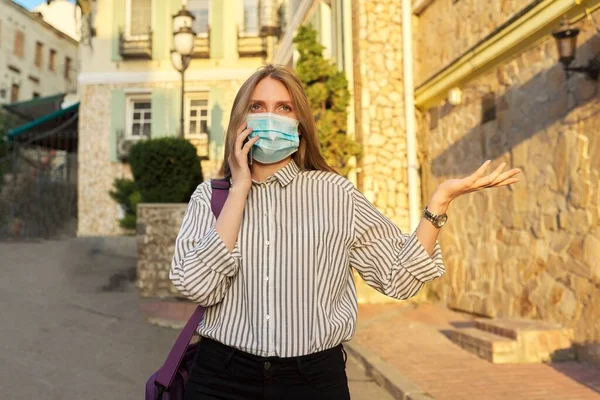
[152, 0, 168, 60]
[168, 87, 182, 137]
[209, 87, 225, 147]
[151, 88, 167, 138]
[111, 0, 125, 62]
[110, 89, 126, 162]
[210, 0, 224, 58]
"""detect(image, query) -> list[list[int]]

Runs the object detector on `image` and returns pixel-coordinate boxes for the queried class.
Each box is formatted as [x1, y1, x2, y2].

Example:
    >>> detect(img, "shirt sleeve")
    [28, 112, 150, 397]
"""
[348, 187, 445, 300]
[169, 193, 242, 306]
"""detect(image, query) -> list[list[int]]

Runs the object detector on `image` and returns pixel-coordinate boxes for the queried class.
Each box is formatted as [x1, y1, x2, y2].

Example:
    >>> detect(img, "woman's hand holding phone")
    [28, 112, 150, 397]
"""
[229, 123, 258, 195]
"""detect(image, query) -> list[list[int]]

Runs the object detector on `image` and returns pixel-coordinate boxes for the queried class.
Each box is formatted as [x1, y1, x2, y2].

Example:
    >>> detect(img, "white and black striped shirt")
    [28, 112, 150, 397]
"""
[170, 160, 445, 357]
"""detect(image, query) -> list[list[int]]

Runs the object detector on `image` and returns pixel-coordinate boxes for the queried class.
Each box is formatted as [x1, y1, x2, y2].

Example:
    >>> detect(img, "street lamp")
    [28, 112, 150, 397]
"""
[552, 19, 600, 80]
[171, 7, 196, 138]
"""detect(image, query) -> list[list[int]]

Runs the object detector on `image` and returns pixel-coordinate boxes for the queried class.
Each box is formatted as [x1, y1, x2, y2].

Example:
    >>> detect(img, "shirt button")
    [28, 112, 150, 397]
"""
[266, 315, 270, 320]
[264, 361, 272, 370]
[265, 240, 270, 246]
[265, 276, 269, 282]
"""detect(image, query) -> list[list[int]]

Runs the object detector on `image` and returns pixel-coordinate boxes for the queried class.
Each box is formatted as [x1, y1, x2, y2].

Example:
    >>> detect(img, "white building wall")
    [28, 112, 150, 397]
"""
[0, 0, 79, 105]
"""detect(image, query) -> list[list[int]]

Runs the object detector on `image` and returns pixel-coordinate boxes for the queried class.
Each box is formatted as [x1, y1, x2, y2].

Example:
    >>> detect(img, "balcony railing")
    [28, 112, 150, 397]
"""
[118, 28, 153, 60]
[237, 29, 267, 58]
[192, 28, 210, 59]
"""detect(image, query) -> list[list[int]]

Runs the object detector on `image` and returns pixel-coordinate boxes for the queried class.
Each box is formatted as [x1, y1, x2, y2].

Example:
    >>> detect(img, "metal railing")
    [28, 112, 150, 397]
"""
[237, 28, 267, 58]
[118, 27, 153, 59]
[0, 114, 78, 240]
[192, 27, 211, 59]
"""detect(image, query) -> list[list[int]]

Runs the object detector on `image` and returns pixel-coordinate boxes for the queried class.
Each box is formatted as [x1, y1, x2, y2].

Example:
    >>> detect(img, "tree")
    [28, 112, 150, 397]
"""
[293, 25, 361, 176]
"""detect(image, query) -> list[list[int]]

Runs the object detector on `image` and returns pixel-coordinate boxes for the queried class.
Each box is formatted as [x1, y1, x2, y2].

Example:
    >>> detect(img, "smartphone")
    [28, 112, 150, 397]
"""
[243, 136, 253, 165]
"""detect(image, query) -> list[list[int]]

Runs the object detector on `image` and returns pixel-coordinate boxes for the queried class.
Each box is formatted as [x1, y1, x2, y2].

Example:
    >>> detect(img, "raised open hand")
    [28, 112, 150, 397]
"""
[436, 160, 521, 203]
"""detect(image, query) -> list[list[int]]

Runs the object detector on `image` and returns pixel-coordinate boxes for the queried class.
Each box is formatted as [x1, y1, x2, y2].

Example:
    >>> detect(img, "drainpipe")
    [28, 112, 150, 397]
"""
[402, 0, 420, 232]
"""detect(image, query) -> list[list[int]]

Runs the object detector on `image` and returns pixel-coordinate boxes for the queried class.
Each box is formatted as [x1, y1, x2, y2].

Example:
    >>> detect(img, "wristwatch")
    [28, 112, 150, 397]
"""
[422, 207, 448, 229]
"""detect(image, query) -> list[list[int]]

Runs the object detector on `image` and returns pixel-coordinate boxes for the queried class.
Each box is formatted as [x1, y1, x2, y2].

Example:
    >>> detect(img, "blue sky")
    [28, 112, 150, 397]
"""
[14, 0, 75, 10]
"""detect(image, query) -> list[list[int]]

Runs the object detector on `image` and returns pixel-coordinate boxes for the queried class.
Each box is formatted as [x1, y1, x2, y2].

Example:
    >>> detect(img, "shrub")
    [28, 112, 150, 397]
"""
[128, 137, 203, 203]
[293, 25, 361, 176]
[109, 178, 140, 230]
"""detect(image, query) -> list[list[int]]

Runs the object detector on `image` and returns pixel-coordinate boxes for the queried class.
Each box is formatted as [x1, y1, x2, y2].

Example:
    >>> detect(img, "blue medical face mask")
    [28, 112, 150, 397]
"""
[246, 113, 300, 164]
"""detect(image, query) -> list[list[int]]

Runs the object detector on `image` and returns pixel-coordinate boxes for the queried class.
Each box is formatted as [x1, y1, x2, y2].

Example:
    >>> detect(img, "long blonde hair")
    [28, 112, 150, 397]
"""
[218, 64, 336, 178]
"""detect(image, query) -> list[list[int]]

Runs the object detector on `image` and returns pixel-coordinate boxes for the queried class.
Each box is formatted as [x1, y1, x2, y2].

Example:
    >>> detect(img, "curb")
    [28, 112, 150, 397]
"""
[345, 342, 434, 400]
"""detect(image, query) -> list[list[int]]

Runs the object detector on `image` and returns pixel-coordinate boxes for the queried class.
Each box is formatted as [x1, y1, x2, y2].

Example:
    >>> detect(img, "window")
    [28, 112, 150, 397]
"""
[64, 57, 72, 80]
[127, 0, 152, 38]
[127, 96, 152, 138]
[185, 93, 209, 139]
[49, 49, 56, 71]
[13, 30, 24, 58]
[33, 92, 40, 98]
[11, 84, 20, 103]
[35, 42, 43, 67]
[243, 0, 259, 35]
[188, 0, 209, 36]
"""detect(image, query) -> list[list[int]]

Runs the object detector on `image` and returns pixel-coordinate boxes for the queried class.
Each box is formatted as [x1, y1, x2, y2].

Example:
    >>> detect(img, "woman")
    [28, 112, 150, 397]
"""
[170, 65, 520, 400]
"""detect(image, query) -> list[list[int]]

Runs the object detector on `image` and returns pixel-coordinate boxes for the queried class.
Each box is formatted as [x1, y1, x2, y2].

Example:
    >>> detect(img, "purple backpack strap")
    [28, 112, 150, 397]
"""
[154, 178, 230, 391]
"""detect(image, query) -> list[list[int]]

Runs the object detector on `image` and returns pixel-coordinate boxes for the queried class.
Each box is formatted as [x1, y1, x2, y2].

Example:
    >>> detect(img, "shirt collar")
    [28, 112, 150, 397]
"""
[253, 159, 300, 188]
[273, 159, 300, 187]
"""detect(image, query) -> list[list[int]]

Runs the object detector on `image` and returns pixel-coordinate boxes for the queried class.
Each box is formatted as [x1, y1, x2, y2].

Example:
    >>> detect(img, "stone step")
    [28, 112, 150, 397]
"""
[446, 327, 519, 364]
[474, 318, 574, 363]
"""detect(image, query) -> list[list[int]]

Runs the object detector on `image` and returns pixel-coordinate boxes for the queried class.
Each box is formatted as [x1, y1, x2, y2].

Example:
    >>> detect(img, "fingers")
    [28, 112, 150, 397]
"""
[483, 162, 508, 187]
[235, 124, 253, 148]
[470, 160, 492, 182]
[492, 177, 520, 187]
[491, 168, 520, 185]
[242, 136, 259, 155]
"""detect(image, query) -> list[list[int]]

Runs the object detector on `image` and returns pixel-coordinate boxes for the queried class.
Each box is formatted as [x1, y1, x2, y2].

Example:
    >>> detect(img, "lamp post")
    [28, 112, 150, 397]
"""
[171, 8, 196, 138]
[552, 19, 600, 81]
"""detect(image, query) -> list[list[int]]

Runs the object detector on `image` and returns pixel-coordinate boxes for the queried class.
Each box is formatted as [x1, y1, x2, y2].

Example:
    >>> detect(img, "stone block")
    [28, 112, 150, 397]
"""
[582, 234, 600, 271]
[546, 254, 568, 280]
[529, 272, 555, 308]
[554, 132, 572, 192]
[550, 231, 572, 253]
[446, 327, 519, 364]
[136, 203, 188, 298]
[474, 317, 574, 363]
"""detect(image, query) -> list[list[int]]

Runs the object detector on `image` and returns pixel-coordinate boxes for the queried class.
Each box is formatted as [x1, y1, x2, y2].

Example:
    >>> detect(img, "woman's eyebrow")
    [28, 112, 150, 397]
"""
[250, 99, 293, 106]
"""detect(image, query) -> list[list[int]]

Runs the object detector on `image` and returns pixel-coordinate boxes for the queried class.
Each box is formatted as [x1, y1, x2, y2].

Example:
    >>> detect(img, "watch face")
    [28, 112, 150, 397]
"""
[436, 214, 448, 227]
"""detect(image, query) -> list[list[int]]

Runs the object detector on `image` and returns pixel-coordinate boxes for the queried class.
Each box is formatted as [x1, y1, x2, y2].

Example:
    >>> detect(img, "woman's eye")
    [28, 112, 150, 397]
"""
[281, 105, 292, 112]
[250, 104, 261, 111]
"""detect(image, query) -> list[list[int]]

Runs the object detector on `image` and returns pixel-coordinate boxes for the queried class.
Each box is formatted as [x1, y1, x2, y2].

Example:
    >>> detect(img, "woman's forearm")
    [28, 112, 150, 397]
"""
[414, 191, 450, 255]
[215, 187, 248, 252]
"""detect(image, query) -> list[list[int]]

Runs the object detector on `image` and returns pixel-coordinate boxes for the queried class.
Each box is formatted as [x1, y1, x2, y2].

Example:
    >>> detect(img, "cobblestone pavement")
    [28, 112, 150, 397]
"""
[354, 302, 600, 400]
[0, 238, 390, 399]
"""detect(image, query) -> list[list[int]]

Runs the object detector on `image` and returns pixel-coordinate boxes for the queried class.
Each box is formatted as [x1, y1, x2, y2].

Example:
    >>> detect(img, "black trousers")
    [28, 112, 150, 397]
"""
[184, 337, 351, 400]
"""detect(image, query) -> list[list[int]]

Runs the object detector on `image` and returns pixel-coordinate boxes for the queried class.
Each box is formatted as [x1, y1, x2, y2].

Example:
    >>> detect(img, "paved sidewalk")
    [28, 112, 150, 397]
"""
[0, 238, 391, 400]
[353, 302, 600, 400]
[140, 300, 393, 399]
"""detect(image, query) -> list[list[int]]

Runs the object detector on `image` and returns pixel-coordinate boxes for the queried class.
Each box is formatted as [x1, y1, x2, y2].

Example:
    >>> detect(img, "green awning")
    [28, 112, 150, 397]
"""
[3, 93, 66, 121]
[8, 102, 79, 138]
[7, 102, 79, 152]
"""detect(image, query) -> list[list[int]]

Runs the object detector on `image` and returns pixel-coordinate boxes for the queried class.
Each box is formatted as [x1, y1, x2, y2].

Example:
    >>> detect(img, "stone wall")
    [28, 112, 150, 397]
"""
[355, 0, 409, 231]
[136, 203, 187, 298]
[351, 0, 415, 303]
[413, 0, 530, 85]
[77, 79, 242, 237]
[416, 12, 600, 354]
[77, 84, 134, 237]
